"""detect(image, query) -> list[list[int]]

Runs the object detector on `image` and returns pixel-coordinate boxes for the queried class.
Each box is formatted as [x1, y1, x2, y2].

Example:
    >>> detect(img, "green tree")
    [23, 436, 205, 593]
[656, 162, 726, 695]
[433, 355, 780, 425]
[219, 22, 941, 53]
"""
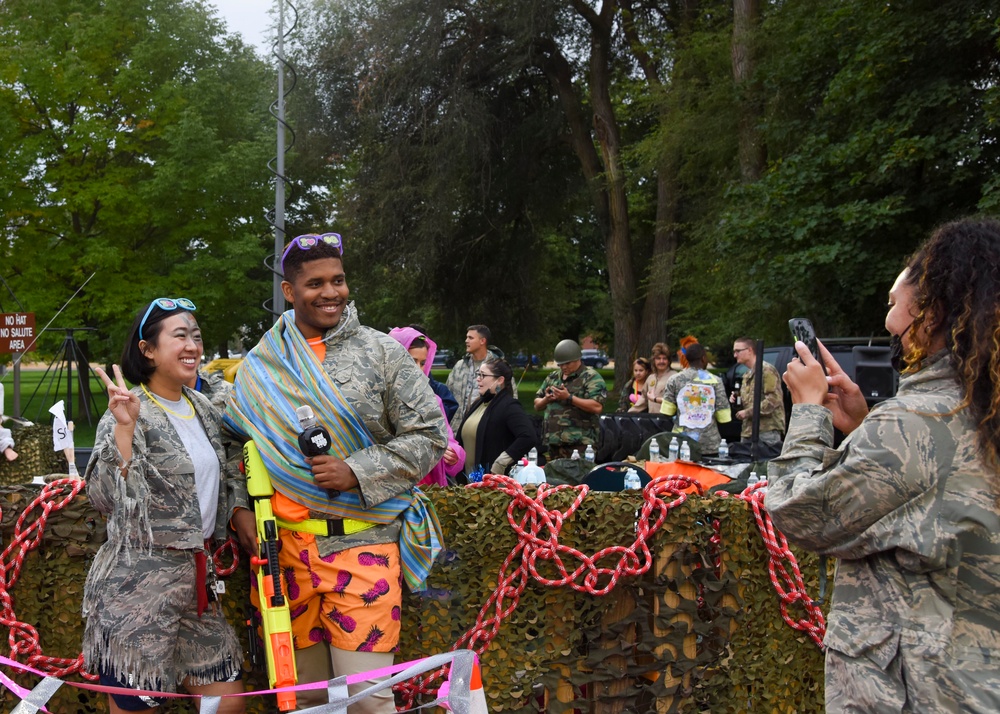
[680, 0, 1000, 347]
[0, 0, 276, 382]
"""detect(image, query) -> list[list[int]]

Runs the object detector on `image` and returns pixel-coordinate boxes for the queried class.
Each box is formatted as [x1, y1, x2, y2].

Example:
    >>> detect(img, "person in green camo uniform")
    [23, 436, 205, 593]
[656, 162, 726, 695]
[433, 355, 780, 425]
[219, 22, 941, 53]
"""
[766, 217, 1000, 713]
[534, 339, 607, 461]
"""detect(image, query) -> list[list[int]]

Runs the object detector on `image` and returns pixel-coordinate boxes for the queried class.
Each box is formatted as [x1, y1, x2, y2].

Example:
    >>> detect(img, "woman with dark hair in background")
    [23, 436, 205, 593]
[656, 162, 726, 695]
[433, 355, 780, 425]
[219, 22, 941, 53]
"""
[766, 217, 1000, 713]
[618, 357, 652, 412]
[83, 298, 252, 713]
[459, 358, 536, 476]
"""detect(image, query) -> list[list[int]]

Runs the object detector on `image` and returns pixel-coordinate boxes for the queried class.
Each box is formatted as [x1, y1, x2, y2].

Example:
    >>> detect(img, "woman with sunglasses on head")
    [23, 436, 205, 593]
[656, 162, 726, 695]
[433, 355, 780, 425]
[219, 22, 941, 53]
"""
[766, 217, 1000, 713]
[458, 358, 536, 476]
[82, 298, 253, 714]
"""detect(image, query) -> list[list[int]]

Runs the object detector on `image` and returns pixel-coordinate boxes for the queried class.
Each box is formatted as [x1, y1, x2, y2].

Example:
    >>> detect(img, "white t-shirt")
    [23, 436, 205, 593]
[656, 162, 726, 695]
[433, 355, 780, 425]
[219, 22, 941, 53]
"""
[161, 395, 220, 539]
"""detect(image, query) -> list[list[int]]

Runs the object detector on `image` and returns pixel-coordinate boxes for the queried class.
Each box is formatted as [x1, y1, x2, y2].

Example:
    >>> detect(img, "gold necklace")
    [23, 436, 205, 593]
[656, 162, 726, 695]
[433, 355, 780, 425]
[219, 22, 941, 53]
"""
[141, 383, 195, 420]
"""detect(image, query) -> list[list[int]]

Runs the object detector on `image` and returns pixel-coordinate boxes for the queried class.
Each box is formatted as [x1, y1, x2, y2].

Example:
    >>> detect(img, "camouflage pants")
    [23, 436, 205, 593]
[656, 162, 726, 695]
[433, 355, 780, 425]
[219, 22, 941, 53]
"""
[825, 632, 1000, 713]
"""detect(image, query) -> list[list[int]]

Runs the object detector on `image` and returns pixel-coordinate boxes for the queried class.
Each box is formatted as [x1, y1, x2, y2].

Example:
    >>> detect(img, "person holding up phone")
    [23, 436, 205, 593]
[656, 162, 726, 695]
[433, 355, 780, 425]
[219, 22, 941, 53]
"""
[765, 217, 1000, 713]
[731, 337, 785, 447]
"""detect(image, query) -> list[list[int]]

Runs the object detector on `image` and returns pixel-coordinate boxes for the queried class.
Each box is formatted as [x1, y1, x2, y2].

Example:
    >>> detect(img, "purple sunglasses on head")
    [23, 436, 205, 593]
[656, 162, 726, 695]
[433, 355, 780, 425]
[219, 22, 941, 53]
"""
[280, 233, 344, 273]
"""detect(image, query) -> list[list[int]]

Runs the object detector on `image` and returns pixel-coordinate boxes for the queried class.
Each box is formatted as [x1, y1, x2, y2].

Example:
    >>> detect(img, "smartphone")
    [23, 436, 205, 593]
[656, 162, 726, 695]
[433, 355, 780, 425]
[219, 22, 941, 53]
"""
[789, 317, 827, 375]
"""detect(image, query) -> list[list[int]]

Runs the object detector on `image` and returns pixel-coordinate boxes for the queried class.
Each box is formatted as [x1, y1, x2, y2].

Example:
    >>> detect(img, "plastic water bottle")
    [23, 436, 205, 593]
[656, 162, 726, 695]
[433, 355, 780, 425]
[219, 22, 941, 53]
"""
[747, 471, 760, 487]
[584, 444, 595, 462]
[679, 441, 691, 461]
[623, 468, 642, 490]
[571, 449, 581, 461]
[528, 447, 538, 465]
[718, 439, 729, 460]
[668, 437, 679, 461]
[648, 439, 660, 463]
[508, 460, 524, 483]
[522, 462, 546, 486]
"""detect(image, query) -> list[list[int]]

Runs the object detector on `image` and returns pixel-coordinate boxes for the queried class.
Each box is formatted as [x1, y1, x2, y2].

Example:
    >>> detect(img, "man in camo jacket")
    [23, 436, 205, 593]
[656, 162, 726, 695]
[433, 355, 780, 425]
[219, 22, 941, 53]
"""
[228, 236, 446, 713]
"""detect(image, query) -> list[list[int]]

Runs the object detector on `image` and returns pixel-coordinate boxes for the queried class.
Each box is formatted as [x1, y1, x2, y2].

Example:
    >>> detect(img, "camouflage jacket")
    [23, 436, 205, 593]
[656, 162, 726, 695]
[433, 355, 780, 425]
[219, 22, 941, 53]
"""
[536, 366, 607, 446]
[739, 359, 785, 439]
[446, 346, 509, 432]
[86, 386, 249, 551]
[766, 351, 1000, 711]
[195, 369, 232, 411]
[259, 303, 447, 553]
[660, 368, 732, 454]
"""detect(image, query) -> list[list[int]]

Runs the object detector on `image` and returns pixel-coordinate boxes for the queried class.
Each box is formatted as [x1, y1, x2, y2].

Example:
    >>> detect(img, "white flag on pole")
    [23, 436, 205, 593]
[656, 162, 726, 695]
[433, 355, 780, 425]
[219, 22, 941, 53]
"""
[49, 400, 74, 452]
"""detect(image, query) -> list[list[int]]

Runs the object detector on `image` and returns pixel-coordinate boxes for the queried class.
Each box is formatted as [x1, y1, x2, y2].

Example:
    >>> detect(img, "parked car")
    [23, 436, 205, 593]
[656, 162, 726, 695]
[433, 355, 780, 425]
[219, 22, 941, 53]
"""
[512, 351, 541, 369]
[432, 349, 458, 369]
[581, 349, 609, 368]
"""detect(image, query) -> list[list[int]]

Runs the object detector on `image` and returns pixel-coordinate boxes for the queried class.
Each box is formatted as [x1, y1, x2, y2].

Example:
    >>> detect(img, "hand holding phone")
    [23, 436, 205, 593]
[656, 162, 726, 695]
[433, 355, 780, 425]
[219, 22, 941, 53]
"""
[789, 317, 827, 376]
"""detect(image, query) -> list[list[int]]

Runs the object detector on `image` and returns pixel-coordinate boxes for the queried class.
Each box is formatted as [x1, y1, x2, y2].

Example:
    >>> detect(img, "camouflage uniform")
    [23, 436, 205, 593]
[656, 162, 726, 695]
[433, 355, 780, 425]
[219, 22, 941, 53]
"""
[536, 365, 607, 459]
[765, 350, 1000, 713]
[82, 387, 249, 693]
[446, 346, 508, 432]
[289, 302, 448, 555]
[195, 369, 232, 411]
[660, 368, 731, 455]
[739, 359, 785, 443]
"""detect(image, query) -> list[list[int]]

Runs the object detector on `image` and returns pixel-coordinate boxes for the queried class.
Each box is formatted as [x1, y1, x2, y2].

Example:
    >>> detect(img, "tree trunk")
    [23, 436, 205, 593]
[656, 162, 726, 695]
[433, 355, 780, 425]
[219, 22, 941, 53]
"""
[732, 0, 765, 181]
[587, 9, 640, 395]
[637, 170, 679, 359]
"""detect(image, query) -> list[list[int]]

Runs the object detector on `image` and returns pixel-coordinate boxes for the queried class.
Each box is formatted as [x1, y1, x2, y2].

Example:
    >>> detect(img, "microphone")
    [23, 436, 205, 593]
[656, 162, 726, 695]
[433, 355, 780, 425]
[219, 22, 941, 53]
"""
[295, 405, 340, 499]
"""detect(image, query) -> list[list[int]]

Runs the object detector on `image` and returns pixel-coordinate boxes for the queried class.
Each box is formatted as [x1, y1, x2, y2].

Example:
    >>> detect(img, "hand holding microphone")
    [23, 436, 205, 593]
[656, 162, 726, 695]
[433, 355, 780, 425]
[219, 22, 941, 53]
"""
[295, 406, 342, 499]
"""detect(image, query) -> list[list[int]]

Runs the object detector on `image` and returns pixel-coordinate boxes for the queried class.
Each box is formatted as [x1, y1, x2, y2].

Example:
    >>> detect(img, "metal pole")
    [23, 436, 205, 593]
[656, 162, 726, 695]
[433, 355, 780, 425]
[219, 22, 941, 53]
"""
[12, 354, 20, 418]
[66, 334, 73, 422]
[272, 0, 287, 318]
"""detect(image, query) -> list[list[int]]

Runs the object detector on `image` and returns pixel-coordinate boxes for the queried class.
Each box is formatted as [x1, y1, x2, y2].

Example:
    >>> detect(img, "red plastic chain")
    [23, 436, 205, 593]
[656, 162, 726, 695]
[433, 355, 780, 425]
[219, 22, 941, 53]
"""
[0, 478, 98, 680]
[397, 473, 703, 708]
[213, 536, 239, 576]
[721, 481, 826, 648]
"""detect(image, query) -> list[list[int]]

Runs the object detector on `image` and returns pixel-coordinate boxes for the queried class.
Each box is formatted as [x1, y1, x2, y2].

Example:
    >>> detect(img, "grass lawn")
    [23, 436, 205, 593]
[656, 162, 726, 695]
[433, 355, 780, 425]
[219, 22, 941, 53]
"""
[2, 367, 109, 447]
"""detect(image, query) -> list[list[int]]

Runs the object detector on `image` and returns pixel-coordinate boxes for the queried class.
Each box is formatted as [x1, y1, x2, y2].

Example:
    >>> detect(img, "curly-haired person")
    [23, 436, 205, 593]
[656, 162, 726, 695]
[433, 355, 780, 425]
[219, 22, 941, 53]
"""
[766, 216, 1000, 713]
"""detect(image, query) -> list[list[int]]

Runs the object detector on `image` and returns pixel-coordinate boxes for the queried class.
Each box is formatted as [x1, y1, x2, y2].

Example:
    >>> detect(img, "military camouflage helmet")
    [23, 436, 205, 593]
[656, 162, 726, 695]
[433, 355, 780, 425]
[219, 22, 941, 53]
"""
[554, 339, 582, 364]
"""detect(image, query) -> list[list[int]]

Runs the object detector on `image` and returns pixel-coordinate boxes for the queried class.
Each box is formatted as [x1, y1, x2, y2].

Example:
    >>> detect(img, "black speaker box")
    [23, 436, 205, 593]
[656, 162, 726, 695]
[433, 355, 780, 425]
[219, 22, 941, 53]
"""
[852, 346, 897, 402]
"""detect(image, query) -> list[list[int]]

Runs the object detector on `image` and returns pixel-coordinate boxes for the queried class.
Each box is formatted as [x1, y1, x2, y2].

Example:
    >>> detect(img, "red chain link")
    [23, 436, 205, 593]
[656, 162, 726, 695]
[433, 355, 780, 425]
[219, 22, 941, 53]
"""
[213, 537, 239, 576]
[720, 481, 826, 648]
[0, 478, 97, 680]
[397, 473, 703, 708]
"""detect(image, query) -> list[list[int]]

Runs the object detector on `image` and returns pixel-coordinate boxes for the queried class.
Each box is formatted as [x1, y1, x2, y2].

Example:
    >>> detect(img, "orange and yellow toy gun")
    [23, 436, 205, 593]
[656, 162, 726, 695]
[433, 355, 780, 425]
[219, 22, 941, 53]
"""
[244, 440, 297, 712]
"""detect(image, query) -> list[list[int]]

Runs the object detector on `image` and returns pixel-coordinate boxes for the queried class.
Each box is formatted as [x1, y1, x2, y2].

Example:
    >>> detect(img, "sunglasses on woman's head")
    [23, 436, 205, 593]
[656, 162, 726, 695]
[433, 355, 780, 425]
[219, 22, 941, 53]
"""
[280, 233, 344, 274]
[139, 297, 197, 340]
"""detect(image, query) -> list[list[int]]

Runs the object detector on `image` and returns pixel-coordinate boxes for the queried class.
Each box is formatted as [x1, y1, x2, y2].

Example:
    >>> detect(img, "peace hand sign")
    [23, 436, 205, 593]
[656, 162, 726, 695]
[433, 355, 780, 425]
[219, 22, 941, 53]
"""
[95, 365, 140, 427]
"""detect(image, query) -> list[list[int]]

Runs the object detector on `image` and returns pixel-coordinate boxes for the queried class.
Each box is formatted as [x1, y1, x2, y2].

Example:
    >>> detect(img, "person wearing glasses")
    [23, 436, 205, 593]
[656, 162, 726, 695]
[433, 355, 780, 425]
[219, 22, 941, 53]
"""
[458, 358, 536, 476]
[82, 298, 252, 714]
[225, 233, 446, 713]
[730, 336, 786, 448]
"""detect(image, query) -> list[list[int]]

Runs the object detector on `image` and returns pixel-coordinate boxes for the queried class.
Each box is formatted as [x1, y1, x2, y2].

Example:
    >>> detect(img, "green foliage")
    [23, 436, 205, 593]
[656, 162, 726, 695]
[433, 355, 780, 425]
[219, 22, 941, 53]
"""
[0, 0, 275, 364]
[677, 0, 1000, 345]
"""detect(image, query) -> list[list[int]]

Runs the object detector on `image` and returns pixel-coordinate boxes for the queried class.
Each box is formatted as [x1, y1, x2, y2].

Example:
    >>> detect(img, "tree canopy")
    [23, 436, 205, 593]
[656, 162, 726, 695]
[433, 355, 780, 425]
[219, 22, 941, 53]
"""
[2, 0, 998, 391]
[0, 0, 276, 373]
[286, 0, 999, 374]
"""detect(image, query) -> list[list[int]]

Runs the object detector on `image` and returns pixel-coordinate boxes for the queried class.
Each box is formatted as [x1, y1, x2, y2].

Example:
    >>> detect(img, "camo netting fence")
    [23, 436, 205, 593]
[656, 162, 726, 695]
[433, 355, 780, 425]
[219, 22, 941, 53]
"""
[0, 429, 827, 713]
